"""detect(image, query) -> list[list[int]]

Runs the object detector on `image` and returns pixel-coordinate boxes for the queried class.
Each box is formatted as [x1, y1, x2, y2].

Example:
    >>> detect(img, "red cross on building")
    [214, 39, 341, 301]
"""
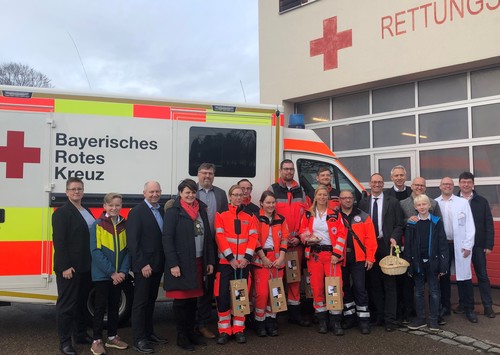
[0, 131, 41, 179]
[310, 16, 352, 71]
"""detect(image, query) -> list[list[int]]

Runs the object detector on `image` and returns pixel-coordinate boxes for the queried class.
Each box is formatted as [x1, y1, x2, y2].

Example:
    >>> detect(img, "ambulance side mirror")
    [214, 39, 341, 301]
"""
[0, 209, 4, 223]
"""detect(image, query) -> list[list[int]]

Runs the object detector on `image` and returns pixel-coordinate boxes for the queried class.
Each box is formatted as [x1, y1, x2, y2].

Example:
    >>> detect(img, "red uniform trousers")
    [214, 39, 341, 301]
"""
[286, 245, 303, 306]
[214, 264, 250, 335]
[252, 253, 284, 321]
[307, 250, 342, 315]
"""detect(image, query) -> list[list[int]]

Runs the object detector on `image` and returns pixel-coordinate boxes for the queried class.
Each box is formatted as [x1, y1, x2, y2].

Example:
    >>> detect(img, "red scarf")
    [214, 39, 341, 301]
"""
[181, 199, 199, 221]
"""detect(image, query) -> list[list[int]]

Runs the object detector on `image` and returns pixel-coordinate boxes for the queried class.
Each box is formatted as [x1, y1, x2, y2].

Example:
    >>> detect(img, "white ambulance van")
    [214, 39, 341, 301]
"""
[0, 85, 365, 323]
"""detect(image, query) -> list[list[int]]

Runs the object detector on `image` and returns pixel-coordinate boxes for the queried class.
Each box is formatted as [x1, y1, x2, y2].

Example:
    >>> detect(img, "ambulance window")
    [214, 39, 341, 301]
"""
[189, 127, 256, 177]
[296, 159, 362, 204]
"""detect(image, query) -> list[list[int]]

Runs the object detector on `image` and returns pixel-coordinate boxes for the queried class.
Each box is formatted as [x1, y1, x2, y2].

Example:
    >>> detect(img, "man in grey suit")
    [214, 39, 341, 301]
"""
[195, 163, 228, 339]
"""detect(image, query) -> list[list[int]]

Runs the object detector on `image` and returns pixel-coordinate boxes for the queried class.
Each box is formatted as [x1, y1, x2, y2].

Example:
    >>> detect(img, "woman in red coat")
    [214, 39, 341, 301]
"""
[299, 185, 346, 335]
[252, 191, 288, 337]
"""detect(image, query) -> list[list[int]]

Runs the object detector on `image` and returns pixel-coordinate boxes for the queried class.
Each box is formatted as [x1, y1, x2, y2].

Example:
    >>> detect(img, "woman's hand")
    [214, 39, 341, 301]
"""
[207, 264, 214, 275]
[229, 259, 239, 270]
[262, 256, 272, 268]
[272, 255, 286, 268]
[170, 266, 181, 278]
[331, 255, 340, 264]
[239, 259, 249, 269]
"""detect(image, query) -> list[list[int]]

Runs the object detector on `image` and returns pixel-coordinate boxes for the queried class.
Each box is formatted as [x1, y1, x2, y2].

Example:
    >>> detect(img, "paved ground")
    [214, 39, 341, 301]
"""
[0, 284, 498, 354]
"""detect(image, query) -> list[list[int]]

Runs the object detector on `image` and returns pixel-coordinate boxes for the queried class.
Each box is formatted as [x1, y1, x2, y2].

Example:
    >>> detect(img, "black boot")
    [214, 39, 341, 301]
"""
[317, 311, 329, 334]
[255, 320, 267, 337]
[185, 299, 206, 346]
[359, 320, 371, 335]
[173, 300, 195, 351]
[288, 304, 311, 327]
[330, 314, 344, 336]
[265, 317, 279, 337]
[341, 315, 358, 329]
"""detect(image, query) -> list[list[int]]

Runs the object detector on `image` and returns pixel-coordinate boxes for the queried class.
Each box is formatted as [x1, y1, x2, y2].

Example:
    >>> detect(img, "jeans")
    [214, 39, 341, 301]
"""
[414, 262, 440, 327]
[472, 246, 493, 308]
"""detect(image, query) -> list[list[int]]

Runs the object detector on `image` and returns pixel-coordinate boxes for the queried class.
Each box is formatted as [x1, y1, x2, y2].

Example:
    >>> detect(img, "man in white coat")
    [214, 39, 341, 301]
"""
[436, 177, 477, 323]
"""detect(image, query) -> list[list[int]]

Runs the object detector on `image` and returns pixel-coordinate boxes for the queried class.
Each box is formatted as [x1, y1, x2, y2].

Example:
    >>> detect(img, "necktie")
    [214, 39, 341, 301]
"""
[372, 197, 379, 238]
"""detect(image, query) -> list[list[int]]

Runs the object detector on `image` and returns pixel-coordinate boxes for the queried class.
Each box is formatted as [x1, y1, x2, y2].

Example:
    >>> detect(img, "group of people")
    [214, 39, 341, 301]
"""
[52, 161, 496, 355]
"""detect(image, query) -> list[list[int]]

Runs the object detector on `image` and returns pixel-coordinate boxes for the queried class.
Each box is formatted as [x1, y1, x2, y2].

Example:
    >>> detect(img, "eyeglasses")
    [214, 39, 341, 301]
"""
[339, 197, 353, 200]
[371, 181, 384, 185]
[231, 193, 243, 197]
[67, 188, 84, 192]
[239, 187, 252, 191]
[413, 184, 426, 188]
[282, 168, 295, 171]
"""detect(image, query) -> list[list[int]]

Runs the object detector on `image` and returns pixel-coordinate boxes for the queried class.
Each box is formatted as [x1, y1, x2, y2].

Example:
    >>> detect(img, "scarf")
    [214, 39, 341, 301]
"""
[242, 195, 252, 205]
[180, 198, 199, 221]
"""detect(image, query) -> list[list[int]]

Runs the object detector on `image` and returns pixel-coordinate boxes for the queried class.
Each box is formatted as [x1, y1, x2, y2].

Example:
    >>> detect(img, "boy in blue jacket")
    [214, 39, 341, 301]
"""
[90, 193, 130, 354]
[403, 194, 449, 332]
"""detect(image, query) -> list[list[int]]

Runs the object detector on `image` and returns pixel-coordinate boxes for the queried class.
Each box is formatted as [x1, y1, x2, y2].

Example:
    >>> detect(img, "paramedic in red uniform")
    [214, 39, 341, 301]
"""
[53, 177, 95, 355]
[252, 191, 288, 337]
[214, 185, 258, 345]
[309, 165, 340, 210]
[299, 185, 347, 335]
[268, 159, 311, 327]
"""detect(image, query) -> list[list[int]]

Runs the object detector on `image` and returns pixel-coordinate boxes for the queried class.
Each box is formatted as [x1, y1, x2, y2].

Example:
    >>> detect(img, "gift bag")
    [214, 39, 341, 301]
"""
[230, 272, 250, 316]
[301, 268, 313, 299]
[325, 264, 343, 311]
[268, 269, 288, 313]
[285, 250, 301, 283]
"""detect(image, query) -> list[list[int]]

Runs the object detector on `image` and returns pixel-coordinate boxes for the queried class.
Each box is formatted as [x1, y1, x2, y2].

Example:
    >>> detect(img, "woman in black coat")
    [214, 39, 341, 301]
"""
[162, 179, 215, 351]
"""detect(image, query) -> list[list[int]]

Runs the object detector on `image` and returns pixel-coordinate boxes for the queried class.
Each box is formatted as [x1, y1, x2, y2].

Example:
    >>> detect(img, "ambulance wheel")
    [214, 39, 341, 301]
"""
[84, 275, 134, 327]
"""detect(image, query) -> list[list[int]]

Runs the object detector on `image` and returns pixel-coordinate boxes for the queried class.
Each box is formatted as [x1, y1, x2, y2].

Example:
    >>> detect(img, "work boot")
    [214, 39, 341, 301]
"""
[265, 317, 279, 337]
[255, 320, 267, 337]
[359, 320, 371, 335]
[317, 311, 329, 334]
[341, 316, 358, 329]
[177, 333, 195, 351]
[330, 314, 344, 336]
[287, 304, 311, 327]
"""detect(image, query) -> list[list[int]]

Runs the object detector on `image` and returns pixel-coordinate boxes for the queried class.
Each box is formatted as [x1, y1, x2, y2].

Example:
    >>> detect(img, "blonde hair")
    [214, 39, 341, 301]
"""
[103, 193, 122, 204]
[228, 185, 243, 197]
[413, 194, 431, 207]
[309, 185, 329, 214]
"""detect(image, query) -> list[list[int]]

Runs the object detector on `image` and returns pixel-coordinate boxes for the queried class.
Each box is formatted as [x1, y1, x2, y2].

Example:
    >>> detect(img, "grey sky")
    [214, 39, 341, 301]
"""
[2, 1, 259, 103]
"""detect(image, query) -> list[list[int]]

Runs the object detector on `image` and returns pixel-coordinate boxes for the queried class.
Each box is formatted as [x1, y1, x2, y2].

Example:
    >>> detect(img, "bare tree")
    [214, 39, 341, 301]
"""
[0, 62, 53, 88]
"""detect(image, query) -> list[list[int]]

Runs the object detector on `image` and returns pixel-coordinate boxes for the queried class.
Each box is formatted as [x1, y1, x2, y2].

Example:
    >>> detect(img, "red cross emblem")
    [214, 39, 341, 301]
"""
[310, 16, 352, 71]
[0, 131, 41, 179]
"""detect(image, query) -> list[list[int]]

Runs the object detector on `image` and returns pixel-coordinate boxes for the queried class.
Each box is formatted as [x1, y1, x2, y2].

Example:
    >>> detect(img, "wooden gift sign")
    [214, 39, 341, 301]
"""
[285, 250, 301, 283]
[325, 275, 343, 311]
[268, 276, 288, 313]
[301, 268, 313, 299]
[230, 278, 250, 316]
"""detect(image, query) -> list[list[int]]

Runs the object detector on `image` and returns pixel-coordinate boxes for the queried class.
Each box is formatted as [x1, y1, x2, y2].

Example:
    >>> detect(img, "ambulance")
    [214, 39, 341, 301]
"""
[0, 85, 365, 323]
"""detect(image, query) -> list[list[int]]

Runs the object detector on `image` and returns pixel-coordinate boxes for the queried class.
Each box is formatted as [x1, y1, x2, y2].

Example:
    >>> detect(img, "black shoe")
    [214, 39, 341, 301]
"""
[440, 307, 451, 316]
[234, 332, 246, 344]
[318, 320, 328, 334]
[148, 333, 168, 344]
[133, 339, 154, 354]
[385, 323, 396, 332]
[216, 333, 230, 345]
[453, 305, 465, 314]
[438, 316, 447, 325]
[369, 318, 384, 327]
[256, 325, 267, 337]
[408, 318, 426, 330]
[341, 317, 358, 329]
[359, 321, 371, 335]
[60, 343, 76, 355]
[332, 322, 344, 336]
[188, 333, 207, 346]
[75, 333, 93, 344]
[466, 311, 478, 323]
[177, 334, 195, 351]
[485, 307, 496, 318]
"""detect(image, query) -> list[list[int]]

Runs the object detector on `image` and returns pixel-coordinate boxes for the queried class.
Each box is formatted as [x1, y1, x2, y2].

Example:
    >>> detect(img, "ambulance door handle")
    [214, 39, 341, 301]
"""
[0, 209, 4, 223]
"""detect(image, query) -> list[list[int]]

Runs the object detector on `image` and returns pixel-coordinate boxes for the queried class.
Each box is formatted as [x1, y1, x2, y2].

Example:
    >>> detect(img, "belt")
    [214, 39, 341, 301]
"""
[310, 245, 333, 253]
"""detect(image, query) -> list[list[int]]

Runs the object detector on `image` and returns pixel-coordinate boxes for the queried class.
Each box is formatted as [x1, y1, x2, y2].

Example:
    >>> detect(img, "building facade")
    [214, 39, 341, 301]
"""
[259, 0, 500, 284]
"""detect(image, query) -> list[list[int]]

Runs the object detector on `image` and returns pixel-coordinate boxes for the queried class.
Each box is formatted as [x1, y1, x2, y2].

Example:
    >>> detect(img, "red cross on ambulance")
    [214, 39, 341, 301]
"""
[0, 130, 41, 179]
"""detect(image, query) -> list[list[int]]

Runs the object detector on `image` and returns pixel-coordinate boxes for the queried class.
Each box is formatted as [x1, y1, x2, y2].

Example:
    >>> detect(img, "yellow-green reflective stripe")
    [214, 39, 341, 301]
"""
[206, 112, 272, 126]
[55, 99, 133, 117]
[1, 207, 49, 242]
[0, 290, 57, 301]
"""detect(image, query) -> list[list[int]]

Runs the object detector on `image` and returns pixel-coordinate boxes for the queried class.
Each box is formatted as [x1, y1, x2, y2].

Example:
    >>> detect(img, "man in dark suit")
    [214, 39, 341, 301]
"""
[127, 181, 167, 353]
[384, 165, 412, 201]
[359, 173, 404, 332]
[195, 163, 228, 339]
[53, 177, 95, 355]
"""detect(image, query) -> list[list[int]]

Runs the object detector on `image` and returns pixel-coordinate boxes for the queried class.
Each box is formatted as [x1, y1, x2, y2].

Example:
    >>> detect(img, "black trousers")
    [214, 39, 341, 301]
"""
[92, 280, 122, 340]
[367, 245, 397, 324]
[131, 271, 162, 343]
[173, 298, 198, 334]
[56, 271, 92, 345]
[439, 243, 455, 312]
[342, 252, 369, 320]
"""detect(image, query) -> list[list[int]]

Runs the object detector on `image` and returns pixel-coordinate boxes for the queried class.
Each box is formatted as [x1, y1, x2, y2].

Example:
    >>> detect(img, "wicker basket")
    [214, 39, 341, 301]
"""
[379, 246, 409, 276]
